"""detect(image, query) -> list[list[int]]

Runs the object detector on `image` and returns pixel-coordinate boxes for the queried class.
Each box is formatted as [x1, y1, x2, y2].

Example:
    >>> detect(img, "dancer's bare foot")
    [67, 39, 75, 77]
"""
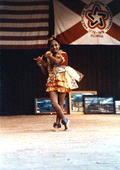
[61, 118, 70, 131]
[53, 123, 61, 132]
[64, 120, 69, 131]
[64, 124, 69, 131]
[53, 126, 59, 132]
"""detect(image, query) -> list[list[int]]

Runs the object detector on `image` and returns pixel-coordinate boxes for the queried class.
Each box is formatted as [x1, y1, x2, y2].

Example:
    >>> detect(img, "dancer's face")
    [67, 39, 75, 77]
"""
[50, 40, 60, 54]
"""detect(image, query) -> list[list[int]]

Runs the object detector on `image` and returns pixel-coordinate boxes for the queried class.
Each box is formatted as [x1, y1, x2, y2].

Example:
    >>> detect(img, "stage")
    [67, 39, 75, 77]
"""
[0, 114, 120, 170]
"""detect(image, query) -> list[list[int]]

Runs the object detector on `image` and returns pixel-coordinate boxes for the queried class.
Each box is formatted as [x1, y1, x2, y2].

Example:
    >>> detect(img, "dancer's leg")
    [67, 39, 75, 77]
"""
[49, 91, 65, 120]
[50, 91, 69, 131]
[55, 92, 66, 124]
[59, 93, 69, 130]
[58, 92, 66, 109]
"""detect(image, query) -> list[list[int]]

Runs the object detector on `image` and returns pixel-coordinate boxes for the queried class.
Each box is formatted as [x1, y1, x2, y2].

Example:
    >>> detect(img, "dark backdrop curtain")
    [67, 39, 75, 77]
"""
[1, 45, 120, 115]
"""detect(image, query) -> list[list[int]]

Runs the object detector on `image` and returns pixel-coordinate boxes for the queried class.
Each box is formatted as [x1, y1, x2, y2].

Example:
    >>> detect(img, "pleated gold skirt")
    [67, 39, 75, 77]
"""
[46, 72, 72, 93]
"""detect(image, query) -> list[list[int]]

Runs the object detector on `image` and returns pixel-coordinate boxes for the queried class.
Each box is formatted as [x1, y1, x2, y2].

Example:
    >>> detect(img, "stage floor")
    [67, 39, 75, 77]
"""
[0, 114, 120, 170]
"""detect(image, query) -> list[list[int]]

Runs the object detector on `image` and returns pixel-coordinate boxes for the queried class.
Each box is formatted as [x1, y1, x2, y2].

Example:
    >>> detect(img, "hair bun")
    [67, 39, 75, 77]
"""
[47, 37, 53, 41]
[47, 35, 55, 41]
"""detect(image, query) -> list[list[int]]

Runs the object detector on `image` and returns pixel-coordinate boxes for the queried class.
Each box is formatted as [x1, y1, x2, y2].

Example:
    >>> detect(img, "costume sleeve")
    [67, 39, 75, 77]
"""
[45, 51, 51, 58]
[61, 52, 68, 66]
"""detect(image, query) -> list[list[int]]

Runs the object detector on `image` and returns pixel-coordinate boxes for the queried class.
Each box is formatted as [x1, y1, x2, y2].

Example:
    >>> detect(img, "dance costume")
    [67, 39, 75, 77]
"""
[45, 50, 84, 93]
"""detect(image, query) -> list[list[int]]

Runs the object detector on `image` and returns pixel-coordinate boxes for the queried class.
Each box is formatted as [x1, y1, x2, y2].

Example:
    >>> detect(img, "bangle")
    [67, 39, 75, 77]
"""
[39, 63, 43, 66]
[37, 62, 42, 66]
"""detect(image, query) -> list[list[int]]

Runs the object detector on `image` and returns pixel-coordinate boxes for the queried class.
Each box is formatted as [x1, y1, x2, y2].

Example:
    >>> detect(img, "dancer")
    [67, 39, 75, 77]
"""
[34, 36, 84, 131]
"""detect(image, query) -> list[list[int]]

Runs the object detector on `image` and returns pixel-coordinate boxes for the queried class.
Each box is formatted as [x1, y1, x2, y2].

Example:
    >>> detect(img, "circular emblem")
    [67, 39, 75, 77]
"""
[81, 1, 113, 35]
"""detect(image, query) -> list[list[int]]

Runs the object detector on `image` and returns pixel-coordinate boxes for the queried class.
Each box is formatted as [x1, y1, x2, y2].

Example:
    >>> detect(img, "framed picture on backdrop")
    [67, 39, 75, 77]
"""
[69, 91, 97, 114]
[83, 96, 115, 114]
[35, 98, 68, 115]
[115, 100, 120, 114]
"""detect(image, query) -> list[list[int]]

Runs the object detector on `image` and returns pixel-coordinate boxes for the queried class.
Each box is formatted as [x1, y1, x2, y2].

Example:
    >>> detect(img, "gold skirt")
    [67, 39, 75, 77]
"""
[46, 72, 72, 93]
[46, 66, 84, 93]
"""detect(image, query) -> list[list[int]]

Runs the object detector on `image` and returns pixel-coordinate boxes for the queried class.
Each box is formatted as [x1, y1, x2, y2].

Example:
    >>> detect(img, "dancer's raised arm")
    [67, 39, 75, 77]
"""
[33, 55, 47, 75]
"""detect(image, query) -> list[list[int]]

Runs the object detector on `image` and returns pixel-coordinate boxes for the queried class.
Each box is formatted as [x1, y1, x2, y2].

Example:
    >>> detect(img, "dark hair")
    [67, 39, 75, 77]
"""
[47, 35, 60, 48]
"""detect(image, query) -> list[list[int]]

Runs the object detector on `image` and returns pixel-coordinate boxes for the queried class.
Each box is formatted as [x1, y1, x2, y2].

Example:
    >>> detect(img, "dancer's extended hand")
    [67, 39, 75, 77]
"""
[33, 56, 44, 66]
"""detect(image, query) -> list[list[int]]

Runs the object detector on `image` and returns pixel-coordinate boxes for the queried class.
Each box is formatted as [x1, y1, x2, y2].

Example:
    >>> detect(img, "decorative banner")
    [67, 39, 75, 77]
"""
[0, 0, 49, 49]
[54, 0, 120, 45]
